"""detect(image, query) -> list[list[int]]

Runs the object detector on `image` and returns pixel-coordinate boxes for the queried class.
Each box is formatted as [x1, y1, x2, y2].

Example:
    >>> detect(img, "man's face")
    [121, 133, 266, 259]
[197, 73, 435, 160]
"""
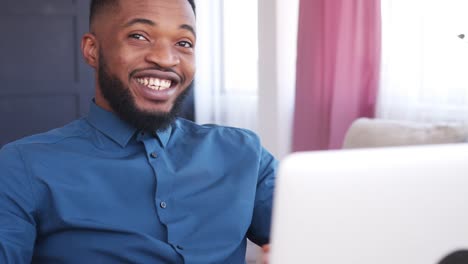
[85, 0, 196, 130]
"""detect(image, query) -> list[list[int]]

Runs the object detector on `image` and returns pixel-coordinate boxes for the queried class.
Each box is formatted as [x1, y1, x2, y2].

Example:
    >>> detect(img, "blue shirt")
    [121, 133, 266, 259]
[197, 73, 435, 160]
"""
[0, 103, 277, 264]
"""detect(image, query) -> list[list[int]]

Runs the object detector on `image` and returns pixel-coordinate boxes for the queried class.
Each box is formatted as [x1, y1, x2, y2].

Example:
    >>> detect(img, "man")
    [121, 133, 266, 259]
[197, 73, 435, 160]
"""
[0, 0, 277, 263]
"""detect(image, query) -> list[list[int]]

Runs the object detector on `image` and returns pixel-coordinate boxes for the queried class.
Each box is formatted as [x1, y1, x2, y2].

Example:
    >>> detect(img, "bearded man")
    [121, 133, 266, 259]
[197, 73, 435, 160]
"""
[0, 0, 276, 263]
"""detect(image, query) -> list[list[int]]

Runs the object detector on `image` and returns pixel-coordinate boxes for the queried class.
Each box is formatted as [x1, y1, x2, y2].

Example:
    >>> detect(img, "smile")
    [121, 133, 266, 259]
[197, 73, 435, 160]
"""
[136, 77, 172, 91]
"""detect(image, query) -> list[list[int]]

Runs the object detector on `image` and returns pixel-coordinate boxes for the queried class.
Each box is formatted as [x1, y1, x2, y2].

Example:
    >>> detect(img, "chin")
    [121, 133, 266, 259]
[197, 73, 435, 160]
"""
[136, 102, 174, 115]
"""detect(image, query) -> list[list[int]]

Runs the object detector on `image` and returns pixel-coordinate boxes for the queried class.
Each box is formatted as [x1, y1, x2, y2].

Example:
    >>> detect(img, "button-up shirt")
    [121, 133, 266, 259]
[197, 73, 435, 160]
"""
[0, 103, 277, 264]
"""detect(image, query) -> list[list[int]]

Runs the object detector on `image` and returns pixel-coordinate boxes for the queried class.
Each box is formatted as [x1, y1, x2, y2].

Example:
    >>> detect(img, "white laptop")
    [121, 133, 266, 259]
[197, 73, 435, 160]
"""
[270, 144, 468, 264]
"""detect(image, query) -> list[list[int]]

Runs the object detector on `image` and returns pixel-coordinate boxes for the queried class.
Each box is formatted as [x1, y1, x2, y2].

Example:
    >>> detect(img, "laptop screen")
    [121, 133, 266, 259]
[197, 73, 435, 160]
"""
[270, 144, 468, 264]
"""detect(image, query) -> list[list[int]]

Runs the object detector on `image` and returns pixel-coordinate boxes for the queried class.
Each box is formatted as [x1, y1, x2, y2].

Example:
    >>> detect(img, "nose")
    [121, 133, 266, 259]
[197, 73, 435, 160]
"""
[145, 41, 180, 68]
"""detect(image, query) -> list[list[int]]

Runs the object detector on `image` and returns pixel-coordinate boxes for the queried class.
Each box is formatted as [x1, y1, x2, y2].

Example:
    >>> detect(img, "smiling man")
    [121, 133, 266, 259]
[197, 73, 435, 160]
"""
[0, 0, 277, 263]
[87, 0, 197, 131]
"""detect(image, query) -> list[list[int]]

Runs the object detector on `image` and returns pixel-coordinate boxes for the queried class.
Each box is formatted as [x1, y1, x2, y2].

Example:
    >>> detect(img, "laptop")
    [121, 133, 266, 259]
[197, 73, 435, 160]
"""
[269, 144, 468, 264]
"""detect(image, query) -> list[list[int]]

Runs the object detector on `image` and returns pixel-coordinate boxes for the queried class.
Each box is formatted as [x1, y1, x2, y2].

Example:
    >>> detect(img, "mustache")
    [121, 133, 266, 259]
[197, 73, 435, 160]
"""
[129, 66, 183, 81]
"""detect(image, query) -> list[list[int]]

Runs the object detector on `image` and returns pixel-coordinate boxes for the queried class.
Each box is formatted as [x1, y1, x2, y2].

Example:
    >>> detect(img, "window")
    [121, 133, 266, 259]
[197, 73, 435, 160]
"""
[222, 0, 259, 94]
[378, 0, 468, 122]
[195, 0, 259, 131]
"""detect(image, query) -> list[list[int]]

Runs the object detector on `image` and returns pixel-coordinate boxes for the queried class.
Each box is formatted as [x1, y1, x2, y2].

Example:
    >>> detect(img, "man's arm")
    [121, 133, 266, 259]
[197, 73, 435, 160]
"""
[0, 144, 37, 263]
[247, 146, 278, 246]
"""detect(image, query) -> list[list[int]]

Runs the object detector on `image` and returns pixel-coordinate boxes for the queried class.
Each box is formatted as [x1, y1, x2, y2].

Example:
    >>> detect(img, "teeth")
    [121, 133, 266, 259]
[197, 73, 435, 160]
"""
[136, 77, 172, 91]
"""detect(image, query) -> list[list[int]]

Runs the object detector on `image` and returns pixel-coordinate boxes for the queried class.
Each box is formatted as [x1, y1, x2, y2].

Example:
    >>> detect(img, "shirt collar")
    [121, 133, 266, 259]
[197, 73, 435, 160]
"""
[156, 126, 172, 148]
[86, 102, 137, 148]
[86, 102, 172, 148]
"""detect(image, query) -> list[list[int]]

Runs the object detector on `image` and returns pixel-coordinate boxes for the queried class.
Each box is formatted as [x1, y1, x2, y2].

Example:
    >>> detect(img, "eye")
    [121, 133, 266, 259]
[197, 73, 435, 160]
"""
[176, 40, 193, 48]
[129, 33, 148, 41]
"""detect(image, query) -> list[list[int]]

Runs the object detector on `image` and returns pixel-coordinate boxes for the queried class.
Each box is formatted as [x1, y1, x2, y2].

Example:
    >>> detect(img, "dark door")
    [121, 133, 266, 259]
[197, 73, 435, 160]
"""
[0, 0, 93, 147]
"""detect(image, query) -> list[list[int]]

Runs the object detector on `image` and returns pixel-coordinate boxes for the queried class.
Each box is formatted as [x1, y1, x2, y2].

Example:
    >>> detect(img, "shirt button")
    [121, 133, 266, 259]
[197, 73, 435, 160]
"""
[160, 201, 167, 209]
[150, 152, 158, 158]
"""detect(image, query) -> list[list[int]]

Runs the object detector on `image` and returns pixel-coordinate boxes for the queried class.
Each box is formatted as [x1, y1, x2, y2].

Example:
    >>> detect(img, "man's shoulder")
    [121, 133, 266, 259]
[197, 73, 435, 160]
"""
[174, 118, 261, 143]
[3, 118, 91, 150]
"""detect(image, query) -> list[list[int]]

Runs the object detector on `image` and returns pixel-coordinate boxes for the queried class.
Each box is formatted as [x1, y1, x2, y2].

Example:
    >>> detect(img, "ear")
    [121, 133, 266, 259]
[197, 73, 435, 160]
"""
[81, 33, 99, 68]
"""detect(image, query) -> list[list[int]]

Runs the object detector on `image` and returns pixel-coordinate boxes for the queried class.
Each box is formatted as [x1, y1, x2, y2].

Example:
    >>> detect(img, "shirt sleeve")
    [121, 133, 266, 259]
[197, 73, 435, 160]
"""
[0, 144, 37, 263]
[247, 146, 278, 246]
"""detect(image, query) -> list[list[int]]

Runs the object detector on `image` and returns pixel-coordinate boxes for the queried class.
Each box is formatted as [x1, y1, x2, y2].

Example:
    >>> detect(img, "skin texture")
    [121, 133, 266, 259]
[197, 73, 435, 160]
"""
[81, 0, 196, 130]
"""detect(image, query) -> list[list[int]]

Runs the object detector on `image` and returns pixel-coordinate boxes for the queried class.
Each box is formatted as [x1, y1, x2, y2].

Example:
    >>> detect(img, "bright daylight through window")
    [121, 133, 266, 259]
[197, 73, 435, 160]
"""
[194, 0, 259, 130]
[378, 0, 468, 122]
[222, 0, 259, 94]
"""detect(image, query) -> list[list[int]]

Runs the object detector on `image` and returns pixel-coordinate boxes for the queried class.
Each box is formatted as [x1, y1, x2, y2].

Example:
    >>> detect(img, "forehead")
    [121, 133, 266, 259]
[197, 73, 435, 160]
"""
[111, 0, 195, 28]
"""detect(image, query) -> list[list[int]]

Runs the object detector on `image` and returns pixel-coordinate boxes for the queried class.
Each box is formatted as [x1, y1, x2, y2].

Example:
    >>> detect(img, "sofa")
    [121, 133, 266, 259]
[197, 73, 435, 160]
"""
[342, 118, 468, 149]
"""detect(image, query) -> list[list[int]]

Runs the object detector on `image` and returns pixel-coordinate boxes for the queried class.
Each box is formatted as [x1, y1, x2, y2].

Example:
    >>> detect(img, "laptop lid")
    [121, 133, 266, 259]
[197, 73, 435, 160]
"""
[270, 144, 468, 264]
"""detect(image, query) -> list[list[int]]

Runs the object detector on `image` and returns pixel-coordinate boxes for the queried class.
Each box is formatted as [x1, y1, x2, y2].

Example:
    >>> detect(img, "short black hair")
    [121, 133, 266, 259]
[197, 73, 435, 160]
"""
[89, 0, 196, 27]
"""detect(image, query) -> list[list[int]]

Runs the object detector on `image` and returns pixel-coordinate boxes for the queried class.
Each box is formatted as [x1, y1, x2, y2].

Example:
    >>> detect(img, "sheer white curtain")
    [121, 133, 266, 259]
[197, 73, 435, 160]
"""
[378, 0, 468, 122]
[194, 0, 259, 132]
[194, 1, 261, 263]
[195, 0, 299, 158]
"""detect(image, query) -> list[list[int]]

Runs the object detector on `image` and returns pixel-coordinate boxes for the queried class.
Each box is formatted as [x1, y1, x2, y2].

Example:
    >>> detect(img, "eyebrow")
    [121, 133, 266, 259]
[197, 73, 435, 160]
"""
[124, 18, 156, 28]
[180, 24, 196, 38]
[123, 18, 196, 38]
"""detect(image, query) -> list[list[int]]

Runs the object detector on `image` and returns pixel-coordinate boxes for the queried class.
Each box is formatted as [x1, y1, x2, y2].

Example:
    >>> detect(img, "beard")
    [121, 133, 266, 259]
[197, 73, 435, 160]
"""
[97, 52, 192, 132]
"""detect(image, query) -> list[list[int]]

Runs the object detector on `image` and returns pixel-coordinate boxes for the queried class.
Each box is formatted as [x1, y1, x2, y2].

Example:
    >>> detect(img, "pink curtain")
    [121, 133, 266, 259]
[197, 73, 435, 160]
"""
[292, 0, 381, 151]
